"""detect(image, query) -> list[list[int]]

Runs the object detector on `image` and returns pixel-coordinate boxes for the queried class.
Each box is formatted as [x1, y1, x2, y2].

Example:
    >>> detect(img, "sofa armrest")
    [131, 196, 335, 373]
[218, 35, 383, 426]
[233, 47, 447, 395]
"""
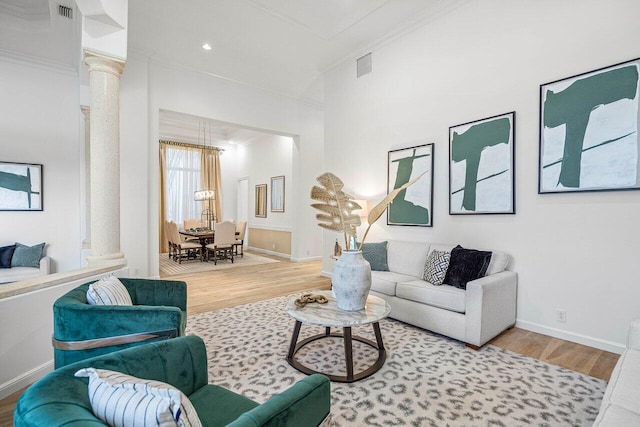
[465, 271, 517, 347]
[121, 278, 187, 311]
[39, 256, 50, 275]
[227, 374, 331, 427]
[627, 319, 640, 350]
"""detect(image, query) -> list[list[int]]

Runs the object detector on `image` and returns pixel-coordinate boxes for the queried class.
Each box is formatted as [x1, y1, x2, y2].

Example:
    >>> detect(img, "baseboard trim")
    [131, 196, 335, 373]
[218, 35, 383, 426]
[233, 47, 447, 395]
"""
[248, 247, 291, 259]
[0, 360, 53, 400]
[290, 255, 323, 262]
[515, 320, 625, 354]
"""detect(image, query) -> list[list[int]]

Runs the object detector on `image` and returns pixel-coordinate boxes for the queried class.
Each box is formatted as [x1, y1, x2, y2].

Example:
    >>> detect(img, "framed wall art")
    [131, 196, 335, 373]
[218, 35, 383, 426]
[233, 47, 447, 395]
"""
[255, 184, 267, 218]
[0, 161, 43, 211]
[449, 112, 515, 214]
[387, 143, 434, 227]
[539, 57, 640, 194]
[270, 175, 285, 212]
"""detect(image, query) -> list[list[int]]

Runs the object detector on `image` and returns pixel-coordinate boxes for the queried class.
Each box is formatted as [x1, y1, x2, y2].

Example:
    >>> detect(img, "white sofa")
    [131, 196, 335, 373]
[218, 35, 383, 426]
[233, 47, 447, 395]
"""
[368, 240, 517, 348]
[593, 319, 640, 426]
[0, 256, 50, 284]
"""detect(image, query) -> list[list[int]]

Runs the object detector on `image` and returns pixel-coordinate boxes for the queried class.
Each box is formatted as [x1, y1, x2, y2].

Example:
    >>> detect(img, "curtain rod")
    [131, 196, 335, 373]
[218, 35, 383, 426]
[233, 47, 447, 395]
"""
[159, 139, 225, 152]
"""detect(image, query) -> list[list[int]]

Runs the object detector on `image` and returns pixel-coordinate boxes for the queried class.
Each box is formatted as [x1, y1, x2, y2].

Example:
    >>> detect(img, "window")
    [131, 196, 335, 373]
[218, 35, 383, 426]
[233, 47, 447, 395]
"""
[165, 147, 201, 227]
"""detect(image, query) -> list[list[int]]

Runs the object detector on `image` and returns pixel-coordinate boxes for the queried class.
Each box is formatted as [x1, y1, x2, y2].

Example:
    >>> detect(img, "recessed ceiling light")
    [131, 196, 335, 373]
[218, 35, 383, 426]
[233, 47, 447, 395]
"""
[201, 43, 212, 51]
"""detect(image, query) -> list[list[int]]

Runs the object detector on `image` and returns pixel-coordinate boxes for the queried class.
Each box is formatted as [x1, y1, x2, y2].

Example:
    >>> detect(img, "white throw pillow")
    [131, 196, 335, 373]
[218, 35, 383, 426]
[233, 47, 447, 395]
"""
[75, 368, 202, 427]
[87, 276, 133, 306]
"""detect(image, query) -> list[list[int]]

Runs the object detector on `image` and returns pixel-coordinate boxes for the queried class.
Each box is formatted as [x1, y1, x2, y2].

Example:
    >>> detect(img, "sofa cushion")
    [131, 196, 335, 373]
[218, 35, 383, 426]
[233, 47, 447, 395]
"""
[396, 280, 466, 313]
[602, 348, 640, 415]
[361, 241, 389, 271]
[486, 251, 510, 275]
[387, 240, 431, 277]
[593, 403, 640, 427]
[422, 249, 451, 285]
[443, 245, 492, 289]
[370, 271, 417, 296]
[0, 244, 16, 268]
[11, 242, 45, 268]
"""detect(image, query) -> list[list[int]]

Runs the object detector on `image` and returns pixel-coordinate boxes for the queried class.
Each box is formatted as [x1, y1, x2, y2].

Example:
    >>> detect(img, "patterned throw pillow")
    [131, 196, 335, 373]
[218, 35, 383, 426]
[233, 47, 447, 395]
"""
[422, 250, 451, 285]
[86, 276, 133, 306]
[75, 368, 202, 427]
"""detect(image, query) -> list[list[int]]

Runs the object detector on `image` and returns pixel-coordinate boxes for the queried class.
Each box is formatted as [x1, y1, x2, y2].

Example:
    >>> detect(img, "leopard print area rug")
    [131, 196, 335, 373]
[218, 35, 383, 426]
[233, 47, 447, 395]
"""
[186, 295, 606, 426]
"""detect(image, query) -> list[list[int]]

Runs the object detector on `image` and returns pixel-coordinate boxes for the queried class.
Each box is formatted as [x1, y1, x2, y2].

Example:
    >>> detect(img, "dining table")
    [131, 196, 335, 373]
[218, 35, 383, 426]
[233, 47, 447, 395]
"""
[179, 228, 240, 258]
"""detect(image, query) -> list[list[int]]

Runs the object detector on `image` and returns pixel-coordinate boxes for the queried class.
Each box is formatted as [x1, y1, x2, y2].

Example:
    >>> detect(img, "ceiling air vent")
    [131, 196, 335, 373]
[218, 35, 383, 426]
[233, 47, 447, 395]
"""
[58, 5, 73, 19]
[357, 53, 372, 78]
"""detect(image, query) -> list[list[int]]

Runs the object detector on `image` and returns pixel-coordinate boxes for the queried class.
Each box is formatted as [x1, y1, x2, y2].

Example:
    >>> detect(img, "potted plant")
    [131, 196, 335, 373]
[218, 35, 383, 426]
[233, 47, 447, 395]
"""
[310, 172, 424, 310]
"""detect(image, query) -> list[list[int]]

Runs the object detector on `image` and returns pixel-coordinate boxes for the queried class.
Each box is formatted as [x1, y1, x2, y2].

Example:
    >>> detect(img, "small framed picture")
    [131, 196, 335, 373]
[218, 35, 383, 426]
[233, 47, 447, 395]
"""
[270, 176, 285, 212]
[0, 161, 43, 211]
[449, 112, 515, 214]
[387, 143, 434, 227]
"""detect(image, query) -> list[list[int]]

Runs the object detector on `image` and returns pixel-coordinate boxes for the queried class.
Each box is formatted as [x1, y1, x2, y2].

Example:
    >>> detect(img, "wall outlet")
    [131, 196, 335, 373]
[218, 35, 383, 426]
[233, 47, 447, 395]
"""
[556, 309, 567, 323]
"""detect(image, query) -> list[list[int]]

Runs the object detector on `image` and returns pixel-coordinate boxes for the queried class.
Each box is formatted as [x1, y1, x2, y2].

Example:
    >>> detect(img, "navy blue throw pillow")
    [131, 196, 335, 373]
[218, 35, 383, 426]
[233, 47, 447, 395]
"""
[443, 245, 492, 289]
[0, 245, 16, 268]
[361, 241, 389, 271]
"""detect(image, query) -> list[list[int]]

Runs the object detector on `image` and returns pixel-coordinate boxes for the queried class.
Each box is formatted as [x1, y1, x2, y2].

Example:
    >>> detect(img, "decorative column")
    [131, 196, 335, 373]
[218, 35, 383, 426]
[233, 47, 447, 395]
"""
[85, 50, 126, 267]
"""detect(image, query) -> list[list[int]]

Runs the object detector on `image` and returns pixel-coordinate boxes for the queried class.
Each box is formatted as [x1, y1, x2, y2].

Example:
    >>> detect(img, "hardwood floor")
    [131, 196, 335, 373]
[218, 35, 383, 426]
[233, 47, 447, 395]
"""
[0, 252, 619, 425]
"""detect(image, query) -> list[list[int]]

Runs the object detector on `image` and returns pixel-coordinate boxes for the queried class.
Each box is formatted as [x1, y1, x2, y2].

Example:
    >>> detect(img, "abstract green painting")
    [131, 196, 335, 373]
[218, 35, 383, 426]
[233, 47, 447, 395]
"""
[387, 144, 433, 227]
[0, 162, 43, 211]
[539, 58, 640, 193]
[449, 112, 515, 214]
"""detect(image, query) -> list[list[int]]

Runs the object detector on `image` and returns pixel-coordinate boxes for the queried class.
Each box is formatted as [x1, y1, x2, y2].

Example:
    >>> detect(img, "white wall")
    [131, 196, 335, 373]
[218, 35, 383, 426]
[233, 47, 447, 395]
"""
[119, 56, 325, 277]
[237, 134, 294, 231]
[0, 58, 82, 273]
[323, 0, 640, 351]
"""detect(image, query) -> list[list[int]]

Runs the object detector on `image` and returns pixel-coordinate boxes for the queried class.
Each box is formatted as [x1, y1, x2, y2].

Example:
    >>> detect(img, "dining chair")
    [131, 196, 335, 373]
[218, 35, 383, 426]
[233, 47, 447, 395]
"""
[183, 218, 201, 230]
[206, 221, 235, 265]
[163, 220, 175, 259]
[234, 220, 247, 257]
[170, 221, 202, 263]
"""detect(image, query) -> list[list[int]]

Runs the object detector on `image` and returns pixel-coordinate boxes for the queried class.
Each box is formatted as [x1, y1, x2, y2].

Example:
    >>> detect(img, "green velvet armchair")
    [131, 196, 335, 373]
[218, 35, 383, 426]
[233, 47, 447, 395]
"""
[52, 278, 187, 368]
[15, 335, 331, 427]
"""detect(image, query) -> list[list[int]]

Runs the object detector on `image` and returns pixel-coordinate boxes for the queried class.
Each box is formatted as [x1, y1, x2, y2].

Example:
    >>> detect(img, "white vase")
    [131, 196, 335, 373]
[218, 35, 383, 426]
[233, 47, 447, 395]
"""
[332, 250, 372, 311]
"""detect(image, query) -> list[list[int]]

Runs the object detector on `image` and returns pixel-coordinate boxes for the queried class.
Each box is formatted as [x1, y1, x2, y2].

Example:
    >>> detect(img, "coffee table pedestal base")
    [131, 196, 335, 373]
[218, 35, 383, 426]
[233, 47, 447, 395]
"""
[286, 321, 386, 383]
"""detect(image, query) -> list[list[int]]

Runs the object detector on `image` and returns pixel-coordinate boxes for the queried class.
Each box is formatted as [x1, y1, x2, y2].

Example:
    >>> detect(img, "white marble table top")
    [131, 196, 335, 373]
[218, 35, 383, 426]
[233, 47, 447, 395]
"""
[285, 290, 390, 328]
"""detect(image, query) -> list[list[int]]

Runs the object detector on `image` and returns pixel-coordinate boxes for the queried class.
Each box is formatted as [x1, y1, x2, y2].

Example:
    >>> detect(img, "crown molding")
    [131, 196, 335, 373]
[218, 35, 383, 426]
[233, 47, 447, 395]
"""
[321, 0, 472, 74]
[127, 48, 324, 110]
[0, 47, 78, 76]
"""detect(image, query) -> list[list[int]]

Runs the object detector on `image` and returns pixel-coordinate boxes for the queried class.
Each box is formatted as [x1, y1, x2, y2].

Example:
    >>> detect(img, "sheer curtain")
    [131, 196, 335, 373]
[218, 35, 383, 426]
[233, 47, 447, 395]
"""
[159, 144, 202, 252]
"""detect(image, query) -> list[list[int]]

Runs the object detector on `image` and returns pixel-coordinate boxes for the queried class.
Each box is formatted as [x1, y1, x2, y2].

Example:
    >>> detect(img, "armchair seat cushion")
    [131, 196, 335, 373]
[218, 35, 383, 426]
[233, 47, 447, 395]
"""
[370, 271, 416, 296]
[396, 280, 466, 313]
[190, 385, 259, 427]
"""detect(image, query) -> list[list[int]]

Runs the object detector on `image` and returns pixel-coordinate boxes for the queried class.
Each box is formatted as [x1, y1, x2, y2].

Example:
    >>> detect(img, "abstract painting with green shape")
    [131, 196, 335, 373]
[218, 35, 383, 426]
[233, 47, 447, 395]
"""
[449, 112, 515, 214]
[539, 58, 640, 193]
[0, 162, 42, 211]
[387, 143, 433, 226]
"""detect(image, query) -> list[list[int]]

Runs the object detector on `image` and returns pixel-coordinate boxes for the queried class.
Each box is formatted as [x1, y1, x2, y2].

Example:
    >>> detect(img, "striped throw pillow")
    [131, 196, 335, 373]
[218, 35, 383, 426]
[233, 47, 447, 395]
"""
[75, 368, 202, 427]
[86, 276, 133, 306]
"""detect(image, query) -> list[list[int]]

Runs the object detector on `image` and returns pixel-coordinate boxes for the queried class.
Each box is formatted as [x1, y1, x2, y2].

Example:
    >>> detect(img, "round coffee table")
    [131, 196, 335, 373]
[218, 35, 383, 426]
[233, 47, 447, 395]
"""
[285, 290, 391, 383]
